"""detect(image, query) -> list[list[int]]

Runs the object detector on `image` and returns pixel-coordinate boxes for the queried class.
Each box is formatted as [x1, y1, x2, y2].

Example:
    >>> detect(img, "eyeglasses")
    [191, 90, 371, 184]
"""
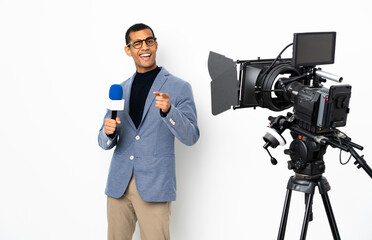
[126, 37, 157, 49]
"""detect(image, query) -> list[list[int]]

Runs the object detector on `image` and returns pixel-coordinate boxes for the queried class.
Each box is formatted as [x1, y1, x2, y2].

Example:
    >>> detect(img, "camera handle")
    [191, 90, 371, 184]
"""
[325, 138, 372, 179]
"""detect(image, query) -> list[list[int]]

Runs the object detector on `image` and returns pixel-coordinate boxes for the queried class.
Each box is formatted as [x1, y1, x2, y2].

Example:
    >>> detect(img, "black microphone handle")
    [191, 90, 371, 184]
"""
[111, 110, 117, 120]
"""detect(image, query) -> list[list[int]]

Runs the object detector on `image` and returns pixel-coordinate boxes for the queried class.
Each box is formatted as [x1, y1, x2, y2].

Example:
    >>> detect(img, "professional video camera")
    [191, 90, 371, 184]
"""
[208, 32, 372, 240]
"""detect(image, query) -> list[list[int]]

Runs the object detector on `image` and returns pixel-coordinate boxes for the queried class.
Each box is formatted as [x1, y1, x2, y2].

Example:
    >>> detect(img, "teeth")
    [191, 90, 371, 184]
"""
[141, 54, 150, 57]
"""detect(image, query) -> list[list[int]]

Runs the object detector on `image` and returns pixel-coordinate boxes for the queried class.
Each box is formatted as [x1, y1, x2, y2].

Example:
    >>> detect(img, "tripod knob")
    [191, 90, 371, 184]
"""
[284, 149, 292, 155]
[287, 161, 294, 170]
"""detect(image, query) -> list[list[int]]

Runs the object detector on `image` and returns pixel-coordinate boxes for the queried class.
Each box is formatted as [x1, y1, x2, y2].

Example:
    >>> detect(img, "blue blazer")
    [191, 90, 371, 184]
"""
[98, 67, 200, 202]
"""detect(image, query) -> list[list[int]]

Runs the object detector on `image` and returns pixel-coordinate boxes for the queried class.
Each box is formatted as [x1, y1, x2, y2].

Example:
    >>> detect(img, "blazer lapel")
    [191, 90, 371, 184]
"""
[139, 68, 169, 127]
[123, 74, 136, 130]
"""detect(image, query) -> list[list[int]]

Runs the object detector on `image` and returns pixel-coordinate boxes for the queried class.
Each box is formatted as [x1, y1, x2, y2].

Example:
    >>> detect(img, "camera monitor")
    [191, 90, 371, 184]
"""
[292, 32, 336, 67]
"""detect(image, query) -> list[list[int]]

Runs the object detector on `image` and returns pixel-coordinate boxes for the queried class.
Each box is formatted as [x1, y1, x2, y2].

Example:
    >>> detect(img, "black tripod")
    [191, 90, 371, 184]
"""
[264, 129, 342, 240]
[272, 130, 372, 239]
[277, 175, 340, 240]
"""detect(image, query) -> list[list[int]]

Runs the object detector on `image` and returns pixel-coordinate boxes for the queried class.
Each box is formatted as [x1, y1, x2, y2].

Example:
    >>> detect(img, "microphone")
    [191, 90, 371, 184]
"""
[108, 84, 124, 119]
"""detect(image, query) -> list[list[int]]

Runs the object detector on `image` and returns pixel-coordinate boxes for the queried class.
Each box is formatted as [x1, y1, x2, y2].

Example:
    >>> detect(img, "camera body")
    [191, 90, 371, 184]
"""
[286, 81, 351, 133]
[209, 32, 351, 135]
[239, 59, 351, 134]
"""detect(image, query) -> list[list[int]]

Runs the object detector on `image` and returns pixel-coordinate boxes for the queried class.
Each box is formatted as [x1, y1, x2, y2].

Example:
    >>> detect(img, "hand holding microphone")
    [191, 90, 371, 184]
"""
[104, 117, 121, 135]
[104, 84, 124, 136]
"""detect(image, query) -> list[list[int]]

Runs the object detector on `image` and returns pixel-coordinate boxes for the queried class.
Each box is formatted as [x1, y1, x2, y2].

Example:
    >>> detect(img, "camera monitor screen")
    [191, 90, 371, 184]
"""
[292, 32, 336, 67]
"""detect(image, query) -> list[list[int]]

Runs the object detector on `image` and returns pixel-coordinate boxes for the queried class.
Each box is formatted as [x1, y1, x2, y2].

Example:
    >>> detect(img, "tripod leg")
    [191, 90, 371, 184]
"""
[300, 192, 314, 240]
[277, 189, 292, 240]
[321, 192, 341, 240]
[304, 193, 313, 222]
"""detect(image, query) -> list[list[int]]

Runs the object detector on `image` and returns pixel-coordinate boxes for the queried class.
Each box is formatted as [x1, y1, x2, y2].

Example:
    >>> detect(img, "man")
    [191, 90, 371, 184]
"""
[98, 23, 200, 240]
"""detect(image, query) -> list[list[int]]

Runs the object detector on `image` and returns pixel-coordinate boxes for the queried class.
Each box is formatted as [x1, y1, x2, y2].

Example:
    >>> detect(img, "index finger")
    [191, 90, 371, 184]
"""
[153, 91, 169, 98]
[159, 92, 169, 99]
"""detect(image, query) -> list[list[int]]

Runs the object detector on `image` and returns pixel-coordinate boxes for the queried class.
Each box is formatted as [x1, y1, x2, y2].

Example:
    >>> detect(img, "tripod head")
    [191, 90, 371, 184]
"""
[263, 113, 372, 179]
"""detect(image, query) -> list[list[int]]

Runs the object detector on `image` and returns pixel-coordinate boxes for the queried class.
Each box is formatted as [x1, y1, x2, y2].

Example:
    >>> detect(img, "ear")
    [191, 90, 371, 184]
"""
[124, 46, 132, 57]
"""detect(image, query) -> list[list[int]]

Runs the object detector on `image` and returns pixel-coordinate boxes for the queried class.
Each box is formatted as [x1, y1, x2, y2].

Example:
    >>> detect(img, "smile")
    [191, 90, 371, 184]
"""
[140, 53, 151, 60]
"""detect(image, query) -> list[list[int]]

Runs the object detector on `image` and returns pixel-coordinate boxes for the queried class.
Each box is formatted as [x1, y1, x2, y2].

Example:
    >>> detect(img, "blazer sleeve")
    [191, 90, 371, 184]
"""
[161, 82, 200, 146]
[98, 110, 119, 150]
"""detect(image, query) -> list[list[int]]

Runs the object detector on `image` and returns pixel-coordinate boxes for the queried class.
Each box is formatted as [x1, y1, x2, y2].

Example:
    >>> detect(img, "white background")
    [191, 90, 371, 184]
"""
[1, 0, 372, 239]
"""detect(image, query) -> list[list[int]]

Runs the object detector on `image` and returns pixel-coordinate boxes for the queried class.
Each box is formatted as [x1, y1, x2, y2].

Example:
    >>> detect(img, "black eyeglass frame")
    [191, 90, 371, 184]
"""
[126, 37, 157, 49]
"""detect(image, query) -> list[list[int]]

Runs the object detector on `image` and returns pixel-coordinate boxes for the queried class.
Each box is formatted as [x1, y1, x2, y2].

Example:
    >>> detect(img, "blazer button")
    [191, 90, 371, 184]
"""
[130, 156, 134, 160]
[135, 136, 140, 140]
[169, 118, 175, 125]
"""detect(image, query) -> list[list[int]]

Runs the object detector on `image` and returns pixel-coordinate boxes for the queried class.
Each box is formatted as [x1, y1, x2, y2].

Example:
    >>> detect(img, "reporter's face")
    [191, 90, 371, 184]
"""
[124, 29, 158, 73]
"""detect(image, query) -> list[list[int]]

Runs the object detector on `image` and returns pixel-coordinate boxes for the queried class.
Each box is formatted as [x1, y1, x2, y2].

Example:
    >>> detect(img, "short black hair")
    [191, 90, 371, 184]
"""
[125, 23, 155, 45]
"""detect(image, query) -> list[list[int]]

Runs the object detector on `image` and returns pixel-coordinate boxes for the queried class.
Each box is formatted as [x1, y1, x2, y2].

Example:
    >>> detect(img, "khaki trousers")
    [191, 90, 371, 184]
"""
[107, 176, 172, 240]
